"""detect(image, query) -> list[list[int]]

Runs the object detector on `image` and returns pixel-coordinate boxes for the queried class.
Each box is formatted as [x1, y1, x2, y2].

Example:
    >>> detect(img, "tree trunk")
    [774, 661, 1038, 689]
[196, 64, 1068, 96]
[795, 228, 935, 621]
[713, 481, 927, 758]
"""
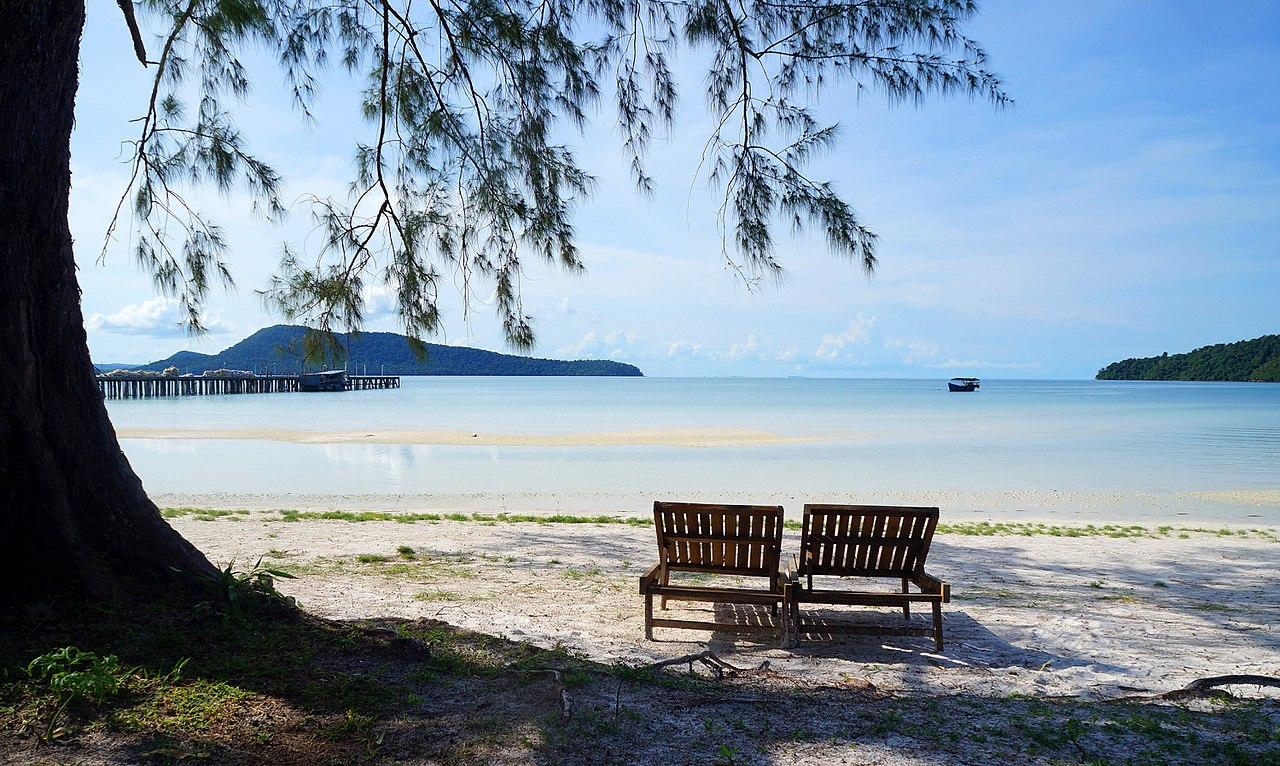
[0, 0, 216, 606]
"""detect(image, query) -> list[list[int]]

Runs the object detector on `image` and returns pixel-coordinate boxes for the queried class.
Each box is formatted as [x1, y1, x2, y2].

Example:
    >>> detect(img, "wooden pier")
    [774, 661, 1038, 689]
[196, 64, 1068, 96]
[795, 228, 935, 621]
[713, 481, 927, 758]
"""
[96, 374, 400, 399]
[346, 375, 400, 391]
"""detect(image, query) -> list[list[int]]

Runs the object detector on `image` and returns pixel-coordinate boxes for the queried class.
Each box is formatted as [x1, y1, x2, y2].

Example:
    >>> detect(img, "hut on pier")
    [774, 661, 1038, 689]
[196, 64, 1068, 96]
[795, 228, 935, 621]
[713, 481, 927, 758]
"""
[298, 370, 347, 392]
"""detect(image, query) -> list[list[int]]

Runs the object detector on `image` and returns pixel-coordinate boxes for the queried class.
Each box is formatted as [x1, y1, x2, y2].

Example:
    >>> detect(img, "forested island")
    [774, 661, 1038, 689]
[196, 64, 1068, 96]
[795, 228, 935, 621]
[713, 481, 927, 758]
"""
[1096, 335, 1280, 382]
[98, 325, 643, 377]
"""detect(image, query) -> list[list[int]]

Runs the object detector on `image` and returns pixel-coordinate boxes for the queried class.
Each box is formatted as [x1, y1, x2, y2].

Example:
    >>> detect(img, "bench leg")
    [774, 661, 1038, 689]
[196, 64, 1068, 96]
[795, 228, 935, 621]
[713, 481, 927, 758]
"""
[781, 583, 796, 648]
[660, 569, 669, 610]
[901, 577, 911, 621]
[932, 600, 943, 652]
[778, 598, 789, 648]
[645, 591, 654, 640]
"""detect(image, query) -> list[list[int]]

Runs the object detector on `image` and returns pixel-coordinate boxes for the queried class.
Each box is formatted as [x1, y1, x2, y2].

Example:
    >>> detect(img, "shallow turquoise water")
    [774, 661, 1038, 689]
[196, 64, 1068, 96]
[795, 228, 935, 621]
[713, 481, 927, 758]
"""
[109, 377, 1280, 517]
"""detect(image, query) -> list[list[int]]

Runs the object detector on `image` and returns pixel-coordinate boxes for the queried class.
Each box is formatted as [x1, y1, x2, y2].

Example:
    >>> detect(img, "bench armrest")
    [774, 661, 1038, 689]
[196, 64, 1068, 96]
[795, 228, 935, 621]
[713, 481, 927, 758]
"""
[785, 554, 801, 582]
[911, 571, 951, 602]
[639, 564, 661, 594]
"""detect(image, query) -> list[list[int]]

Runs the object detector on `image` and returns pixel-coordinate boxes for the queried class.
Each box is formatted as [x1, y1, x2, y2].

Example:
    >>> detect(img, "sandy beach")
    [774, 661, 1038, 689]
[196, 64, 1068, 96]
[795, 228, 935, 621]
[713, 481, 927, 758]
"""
[172, 510, 1280, 702]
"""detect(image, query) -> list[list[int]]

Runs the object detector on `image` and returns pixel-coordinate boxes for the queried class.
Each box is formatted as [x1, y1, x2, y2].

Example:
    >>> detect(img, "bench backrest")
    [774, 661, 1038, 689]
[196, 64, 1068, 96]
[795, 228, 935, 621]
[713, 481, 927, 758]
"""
[798, 504, 938, 578]
[654, 501, 784, 578]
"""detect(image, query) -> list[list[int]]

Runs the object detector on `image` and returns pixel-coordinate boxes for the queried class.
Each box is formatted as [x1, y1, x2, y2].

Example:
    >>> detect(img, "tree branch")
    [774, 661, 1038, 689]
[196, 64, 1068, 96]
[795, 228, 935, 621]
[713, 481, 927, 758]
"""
[116, 0, 150, 65]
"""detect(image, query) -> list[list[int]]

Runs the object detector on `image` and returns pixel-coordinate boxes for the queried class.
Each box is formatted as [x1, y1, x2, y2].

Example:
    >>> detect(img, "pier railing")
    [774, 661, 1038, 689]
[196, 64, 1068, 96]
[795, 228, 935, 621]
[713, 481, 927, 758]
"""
[96, 374, 400, 399]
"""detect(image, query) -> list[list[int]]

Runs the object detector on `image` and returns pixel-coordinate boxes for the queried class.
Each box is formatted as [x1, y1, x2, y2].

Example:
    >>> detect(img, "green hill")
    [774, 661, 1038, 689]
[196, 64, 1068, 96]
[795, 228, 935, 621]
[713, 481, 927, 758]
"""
[122, 325, 643, 377]
[1096, 335, 1280, 382]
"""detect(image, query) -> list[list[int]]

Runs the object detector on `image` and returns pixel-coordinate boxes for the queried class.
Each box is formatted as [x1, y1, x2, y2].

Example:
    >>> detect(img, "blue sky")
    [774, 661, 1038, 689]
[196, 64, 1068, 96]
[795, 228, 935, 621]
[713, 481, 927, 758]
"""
[73, 1, 1280, 377]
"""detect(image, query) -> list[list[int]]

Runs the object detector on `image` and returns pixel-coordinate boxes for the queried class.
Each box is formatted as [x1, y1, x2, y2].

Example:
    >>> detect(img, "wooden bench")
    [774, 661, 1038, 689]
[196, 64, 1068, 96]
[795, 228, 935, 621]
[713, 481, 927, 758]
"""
[639, 501, 787, 642]
[784, 504, 951, 651]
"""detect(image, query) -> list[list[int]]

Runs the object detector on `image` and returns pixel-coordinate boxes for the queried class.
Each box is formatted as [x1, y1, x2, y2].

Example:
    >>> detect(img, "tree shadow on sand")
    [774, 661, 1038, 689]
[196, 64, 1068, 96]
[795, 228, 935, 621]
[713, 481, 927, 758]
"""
[2, 594, 1278, 766]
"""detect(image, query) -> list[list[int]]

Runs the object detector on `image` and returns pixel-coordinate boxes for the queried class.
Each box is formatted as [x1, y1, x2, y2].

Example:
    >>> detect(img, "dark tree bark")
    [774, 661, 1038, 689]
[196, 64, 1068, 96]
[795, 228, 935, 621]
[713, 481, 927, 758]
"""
[0, 0, 216, 607]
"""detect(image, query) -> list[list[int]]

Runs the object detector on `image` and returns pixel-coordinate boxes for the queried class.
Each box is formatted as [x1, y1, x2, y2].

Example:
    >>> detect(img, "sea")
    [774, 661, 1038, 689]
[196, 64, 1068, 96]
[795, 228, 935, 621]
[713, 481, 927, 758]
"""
[107, 377, 1280, 523]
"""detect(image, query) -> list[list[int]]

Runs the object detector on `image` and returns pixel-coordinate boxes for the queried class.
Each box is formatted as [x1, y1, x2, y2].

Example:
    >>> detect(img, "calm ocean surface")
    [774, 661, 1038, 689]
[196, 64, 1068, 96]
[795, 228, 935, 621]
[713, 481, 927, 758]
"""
[109, 378, 1280, 519]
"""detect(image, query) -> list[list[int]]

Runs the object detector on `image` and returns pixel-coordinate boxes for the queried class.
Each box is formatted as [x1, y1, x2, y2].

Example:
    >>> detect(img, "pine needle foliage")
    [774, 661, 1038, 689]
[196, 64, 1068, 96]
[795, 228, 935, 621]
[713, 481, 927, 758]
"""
[109, 0, 1008, 348]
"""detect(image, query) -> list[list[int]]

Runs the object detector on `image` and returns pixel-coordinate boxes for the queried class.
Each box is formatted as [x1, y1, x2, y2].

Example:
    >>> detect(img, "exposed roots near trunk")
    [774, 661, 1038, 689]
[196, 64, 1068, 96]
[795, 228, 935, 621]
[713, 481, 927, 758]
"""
[1157, 675, 1280, 700]
[643, 650, 772, 680]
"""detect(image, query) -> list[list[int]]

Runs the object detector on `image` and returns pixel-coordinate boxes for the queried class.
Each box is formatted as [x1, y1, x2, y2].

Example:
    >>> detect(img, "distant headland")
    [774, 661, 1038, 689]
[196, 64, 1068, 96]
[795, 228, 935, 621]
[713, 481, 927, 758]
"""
[1096, 334, 1280, 382]
[96, 324, 643, 377]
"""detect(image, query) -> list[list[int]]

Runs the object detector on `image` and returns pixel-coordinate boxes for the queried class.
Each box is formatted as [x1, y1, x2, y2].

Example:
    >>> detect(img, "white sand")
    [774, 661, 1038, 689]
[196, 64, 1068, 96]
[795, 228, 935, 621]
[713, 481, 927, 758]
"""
[175, 513, 1280, 701]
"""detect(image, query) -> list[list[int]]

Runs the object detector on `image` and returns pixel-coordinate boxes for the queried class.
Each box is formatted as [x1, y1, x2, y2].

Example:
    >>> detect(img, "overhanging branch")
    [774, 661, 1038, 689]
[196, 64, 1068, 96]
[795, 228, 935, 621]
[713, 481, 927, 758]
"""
[116, 0, 150, 66]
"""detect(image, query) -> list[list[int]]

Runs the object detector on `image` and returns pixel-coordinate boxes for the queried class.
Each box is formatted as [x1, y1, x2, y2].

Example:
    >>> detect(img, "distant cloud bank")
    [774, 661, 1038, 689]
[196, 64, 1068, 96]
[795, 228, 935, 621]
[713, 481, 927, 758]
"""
[86, 297, 231, 338]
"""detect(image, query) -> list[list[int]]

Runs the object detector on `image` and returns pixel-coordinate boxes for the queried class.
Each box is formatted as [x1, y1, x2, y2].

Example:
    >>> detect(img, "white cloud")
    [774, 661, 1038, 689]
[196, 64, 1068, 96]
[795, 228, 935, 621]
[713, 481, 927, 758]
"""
[557, 330, 599, 357]
[556, 328, 639, 359]
[85, 297, 231, 338]
[935, 358, 1041, 370]
[723, 334, 760, 361]
[816, 314, 876, 360]
[362, 284, 400, 318]
[663, 340, 705, 359]
[884, 337, 942, 365]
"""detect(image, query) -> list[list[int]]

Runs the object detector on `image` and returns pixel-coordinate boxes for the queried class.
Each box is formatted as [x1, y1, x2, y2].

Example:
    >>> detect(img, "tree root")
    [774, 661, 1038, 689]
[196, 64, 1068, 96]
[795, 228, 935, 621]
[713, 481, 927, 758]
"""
[644, 650, 771, 680]
[1110, 674, 1280, 702]
[1158, 674, 1280, 700]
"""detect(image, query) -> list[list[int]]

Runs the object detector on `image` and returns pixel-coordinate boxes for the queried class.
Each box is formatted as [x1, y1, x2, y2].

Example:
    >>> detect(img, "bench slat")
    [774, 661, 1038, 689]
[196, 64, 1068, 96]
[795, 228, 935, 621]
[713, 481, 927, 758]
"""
[793, 590, 944, 606]
[794, 623, 935, 638]
[648, 586, 782, 605]
[650, 618, 780, 634]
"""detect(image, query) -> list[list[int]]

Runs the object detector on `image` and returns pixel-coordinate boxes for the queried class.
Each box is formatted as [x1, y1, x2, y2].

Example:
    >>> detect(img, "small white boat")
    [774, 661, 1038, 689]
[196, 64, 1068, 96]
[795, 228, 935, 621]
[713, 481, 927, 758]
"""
[948, 377, 980, 392]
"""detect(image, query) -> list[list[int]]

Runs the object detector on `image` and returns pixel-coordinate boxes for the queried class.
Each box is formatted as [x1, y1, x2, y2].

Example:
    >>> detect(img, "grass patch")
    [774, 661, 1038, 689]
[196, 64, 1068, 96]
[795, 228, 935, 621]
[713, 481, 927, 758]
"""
[412, 590, 459, 602]
[272, 509, 654, 526]
[1099, 593, 1141, 604]
[1186, 601, 1238, 613]
[932, 520, 1279, 541]
[564, 567, 603, 580]
[163, 508, 1279, 542]
[110, 678, 249, 735]
[275, 552, 476, 580]
[161, 507, 250, 522]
